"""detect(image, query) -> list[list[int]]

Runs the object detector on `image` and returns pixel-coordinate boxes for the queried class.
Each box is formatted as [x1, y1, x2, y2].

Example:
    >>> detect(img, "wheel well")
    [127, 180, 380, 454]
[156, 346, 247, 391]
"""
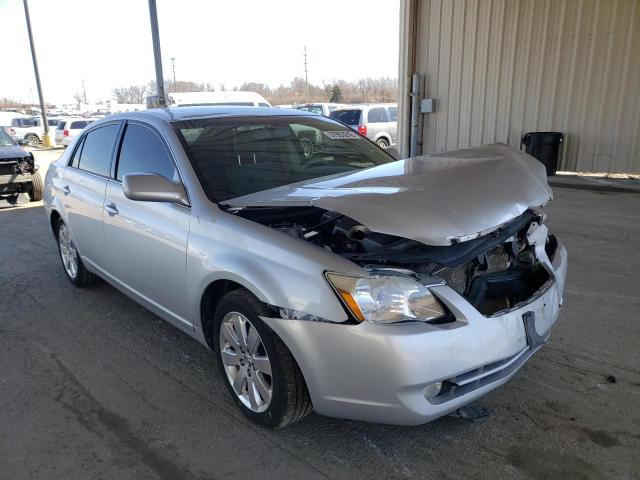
[200, 279, 244, 350]
[377, 136, 390, 144]
[50, 210, 61, 238]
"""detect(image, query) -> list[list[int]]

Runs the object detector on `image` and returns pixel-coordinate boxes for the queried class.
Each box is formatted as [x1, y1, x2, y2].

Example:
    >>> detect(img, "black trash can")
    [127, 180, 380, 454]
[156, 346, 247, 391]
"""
[521, 132, 564, 176]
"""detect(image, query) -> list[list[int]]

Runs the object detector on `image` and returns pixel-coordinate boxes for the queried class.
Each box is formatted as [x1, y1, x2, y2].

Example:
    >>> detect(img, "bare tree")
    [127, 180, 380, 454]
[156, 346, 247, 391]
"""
[127, 85, 148, 103]
[73, 92, 84, 110]
[112, 87, 129, 103]
[110, 76, 398, 107]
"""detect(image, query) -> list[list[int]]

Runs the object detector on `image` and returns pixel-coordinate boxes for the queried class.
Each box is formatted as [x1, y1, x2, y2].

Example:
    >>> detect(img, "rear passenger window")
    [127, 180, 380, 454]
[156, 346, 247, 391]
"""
[116, 123, 177, 182]
[77, 124, 119, 176]
[367, 108, 388, 123]
[387, 107, 398, 122]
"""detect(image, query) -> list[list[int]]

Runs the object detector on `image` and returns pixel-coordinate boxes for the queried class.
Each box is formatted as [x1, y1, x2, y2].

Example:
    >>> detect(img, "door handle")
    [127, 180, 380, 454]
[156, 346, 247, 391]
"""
[62, 185, 70, 195]
[104, 202, 119, 215]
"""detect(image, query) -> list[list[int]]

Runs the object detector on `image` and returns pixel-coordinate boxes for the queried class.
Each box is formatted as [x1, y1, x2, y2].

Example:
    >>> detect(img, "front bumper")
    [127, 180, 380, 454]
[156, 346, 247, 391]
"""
[0, 173, 34, 194]
[263, 243, 567, 425]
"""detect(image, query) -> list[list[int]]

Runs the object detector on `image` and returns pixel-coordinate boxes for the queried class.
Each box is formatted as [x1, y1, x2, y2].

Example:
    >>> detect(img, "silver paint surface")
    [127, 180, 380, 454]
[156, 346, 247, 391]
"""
[224, 143, 552, 245]
[43, 107, 567, 425]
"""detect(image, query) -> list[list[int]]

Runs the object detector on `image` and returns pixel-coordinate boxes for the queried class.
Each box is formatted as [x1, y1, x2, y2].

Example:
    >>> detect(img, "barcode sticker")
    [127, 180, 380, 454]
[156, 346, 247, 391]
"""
[323, 130, 359, 140]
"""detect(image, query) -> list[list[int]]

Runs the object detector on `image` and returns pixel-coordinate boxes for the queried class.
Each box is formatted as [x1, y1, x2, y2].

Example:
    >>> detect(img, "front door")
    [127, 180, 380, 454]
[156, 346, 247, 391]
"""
[102, 121, 191, 328]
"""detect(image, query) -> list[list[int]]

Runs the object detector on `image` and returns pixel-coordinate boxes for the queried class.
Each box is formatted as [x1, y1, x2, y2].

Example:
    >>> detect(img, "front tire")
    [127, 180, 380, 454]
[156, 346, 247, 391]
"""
[56, 219, 98, 287]
[30, 172, 44, 201]
[214, 289, 313, 428]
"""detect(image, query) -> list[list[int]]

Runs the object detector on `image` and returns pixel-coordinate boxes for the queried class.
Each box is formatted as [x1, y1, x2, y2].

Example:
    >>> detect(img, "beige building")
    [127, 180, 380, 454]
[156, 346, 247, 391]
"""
[398, 0, 640, 173]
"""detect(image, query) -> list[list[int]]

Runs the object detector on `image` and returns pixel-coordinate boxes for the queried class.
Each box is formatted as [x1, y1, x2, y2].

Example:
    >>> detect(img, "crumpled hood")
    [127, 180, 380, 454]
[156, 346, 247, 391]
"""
[223, 143, 553, 246]
[0, 144, 31, 161]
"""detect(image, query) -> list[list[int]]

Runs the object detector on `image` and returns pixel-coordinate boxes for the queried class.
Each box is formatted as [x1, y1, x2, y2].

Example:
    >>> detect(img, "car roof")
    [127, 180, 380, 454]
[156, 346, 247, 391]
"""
[106, 106, 319, 123]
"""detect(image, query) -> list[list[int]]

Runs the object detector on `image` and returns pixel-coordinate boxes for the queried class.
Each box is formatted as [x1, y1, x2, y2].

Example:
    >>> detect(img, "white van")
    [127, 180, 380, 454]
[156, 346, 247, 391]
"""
[146, 91, 271, 109]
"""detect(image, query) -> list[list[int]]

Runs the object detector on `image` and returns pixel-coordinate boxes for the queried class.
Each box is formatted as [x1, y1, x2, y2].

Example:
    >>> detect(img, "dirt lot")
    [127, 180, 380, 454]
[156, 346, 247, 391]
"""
[1, 155, 638, 479]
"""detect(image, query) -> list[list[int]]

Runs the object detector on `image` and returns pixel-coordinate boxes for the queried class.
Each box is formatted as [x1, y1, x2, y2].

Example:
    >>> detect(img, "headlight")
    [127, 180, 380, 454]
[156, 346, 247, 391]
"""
[326, 272, 446, 324]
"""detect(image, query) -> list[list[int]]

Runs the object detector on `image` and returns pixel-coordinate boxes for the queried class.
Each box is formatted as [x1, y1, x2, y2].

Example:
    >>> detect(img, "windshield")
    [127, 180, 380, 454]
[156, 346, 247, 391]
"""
[329, 109, 361, 125]
[174, 115, 394, 202]
[0, 129, 14, 145]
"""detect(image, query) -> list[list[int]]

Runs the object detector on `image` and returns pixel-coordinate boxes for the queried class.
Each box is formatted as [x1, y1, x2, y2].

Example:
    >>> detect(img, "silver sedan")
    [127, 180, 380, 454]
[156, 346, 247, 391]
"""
[44, 107, 567, 428]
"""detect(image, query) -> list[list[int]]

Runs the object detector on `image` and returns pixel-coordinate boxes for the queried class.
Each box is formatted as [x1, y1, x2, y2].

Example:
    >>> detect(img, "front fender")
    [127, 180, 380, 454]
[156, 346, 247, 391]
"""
[186, 210, 359, 327]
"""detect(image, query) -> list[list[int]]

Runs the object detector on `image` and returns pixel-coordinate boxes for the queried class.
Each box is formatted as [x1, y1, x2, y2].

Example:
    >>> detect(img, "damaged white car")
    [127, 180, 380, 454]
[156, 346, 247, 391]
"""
[43, 107, 567, 428]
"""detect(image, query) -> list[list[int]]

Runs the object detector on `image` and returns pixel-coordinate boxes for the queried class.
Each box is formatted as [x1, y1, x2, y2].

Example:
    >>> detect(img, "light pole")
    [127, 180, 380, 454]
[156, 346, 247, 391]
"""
[170, 57, 176, 84]
[148, 0, 166, 107]
[22, 0, 52, 147]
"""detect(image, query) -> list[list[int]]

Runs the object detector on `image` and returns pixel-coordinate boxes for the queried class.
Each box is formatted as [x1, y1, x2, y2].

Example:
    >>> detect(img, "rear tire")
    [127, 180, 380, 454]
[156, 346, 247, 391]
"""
[376, 138, 390, 149]
[24, 134, 39, 147]
[30, 172, 44, 201]
[214, 289, 313, 428]
[56, 218, 98, 288]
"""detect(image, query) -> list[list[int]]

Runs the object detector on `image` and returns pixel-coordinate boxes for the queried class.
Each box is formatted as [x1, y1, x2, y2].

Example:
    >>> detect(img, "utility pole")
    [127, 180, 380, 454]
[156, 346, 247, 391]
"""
[82, 78, 87, 104]
[148, 0, 166, 107]
[303, 46, 309, 103]
[22, 0, 52, 147]
[170, 57, 176, 84]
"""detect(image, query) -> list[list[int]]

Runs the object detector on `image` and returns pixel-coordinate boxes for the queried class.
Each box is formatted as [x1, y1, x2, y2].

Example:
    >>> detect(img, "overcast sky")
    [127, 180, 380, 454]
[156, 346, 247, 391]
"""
[0, 0, 400, 104]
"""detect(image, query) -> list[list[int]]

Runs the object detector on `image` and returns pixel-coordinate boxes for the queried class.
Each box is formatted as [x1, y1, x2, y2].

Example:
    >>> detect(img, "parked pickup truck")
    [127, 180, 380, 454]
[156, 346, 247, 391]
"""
[7, 117, 60, 146]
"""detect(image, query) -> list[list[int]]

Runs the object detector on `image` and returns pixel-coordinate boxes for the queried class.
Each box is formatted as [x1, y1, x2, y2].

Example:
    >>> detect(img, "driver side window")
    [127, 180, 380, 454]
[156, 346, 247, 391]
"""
[116, 123, 178, 182]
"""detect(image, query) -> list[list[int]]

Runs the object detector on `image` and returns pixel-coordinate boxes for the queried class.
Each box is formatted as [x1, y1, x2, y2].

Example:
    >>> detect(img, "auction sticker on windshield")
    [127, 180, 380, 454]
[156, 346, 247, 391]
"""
[323, 130, 359, 140]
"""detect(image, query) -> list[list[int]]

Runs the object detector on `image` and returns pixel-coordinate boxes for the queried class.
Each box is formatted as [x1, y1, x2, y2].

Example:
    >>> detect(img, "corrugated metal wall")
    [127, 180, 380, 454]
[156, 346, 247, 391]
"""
[405, 0, 640, 173]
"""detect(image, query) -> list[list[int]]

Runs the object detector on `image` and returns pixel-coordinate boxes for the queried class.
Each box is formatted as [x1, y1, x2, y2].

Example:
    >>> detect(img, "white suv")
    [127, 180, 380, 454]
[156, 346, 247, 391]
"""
[55, 118, 96, 146]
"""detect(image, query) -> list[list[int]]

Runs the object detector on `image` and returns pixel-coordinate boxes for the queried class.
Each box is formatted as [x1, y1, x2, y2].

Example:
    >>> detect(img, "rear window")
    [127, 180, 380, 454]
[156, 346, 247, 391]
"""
[367, 108, 388, 123]
[329, 109, 362, 125]
[297, 105, 323, 115]
[57, 121, 67, 130]
[178, 102, 254, 107]
[70, 121, 89, 129]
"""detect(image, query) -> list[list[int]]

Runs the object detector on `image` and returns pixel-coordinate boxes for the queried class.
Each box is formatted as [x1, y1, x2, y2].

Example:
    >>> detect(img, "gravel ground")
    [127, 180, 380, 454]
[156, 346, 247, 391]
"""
[1, 162, 638, 479]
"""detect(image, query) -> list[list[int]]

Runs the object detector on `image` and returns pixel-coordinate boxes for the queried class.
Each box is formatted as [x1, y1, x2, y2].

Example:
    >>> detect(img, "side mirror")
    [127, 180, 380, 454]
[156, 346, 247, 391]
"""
[122, 173, 189, 206]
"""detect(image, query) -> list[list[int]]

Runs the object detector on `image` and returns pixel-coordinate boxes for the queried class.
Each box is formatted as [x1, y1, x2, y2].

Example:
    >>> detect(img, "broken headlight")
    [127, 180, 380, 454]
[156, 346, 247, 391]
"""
[325, 272, 446, 324]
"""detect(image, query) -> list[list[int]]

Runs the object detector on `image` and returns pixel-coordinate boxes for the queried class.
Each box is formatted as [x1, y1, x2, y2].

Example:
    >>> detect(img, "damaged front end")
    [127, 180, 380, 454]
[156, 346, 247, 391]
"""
[231, 205, 557, 320]
[0, 151, 38, 196]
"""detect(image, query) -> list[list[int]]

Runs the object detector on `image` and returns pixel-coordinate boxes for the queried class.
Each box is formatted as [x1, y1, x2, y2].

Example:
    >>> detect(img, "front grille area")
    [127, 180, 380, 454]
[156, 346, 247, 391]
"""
[0, 161, 17, 176]
[425, 233, 553, 317]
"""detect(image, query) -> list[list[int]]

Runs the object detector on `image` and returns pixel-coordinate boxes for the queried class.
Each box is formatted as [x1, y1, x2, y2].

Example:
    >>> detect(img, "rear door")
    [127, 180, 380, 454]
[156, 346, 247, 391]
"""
[55, 121, 66, 143]
[102, 121, 191, 328]
[61, 122, 120, 269]
[366, 107, 389, 142]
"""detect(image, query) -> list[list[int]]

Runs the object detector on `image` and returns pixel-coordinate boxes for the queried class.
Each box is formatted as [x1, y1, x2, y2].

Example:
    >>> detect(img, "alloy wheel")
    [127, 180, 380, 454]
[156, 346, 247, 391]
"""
[219, 312, 273, 412]
[58, 224, 78, 279]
